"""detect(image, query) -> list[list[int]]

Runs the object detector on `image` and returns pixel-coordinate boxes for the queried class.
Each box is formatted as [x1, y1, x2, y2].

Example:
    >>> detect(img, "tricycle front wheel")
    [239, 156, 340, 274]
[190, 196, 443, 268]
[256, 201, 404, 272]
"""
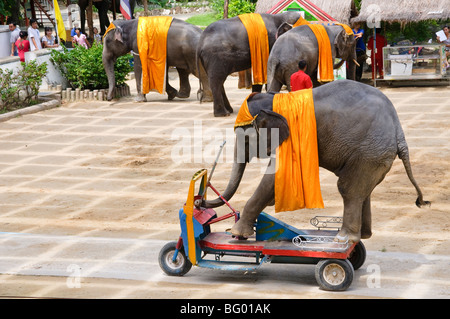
[315, 259, 354, 291]
[159, 241, 192, 276]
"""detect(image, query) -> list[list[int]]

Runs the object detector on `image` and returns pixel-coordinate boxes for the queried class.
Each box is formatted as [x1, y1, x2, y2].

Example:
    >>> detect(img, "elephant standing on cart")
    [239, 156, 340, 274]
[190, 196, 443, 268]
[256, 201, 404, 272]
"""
[202, 80, 430, 243]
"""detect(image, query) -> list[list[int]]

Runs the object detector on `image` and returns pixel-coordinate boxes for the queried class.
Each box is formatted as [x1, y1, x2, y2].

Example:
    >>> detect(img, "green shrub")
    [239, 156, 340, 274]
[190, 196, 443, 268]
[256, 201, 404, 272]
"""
[212, 0, 256, 20]
[50, 43, 132, 90]
[0, 60, 47, 113]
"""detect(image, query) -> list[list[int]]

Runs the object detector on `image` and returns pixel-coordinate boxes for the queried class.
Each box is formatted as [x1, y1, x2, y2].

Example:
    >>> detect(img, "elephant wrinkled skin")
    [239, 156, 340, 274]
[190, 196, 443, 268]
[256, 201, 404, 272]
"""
[197, 12, 302, 117]
[203, 80, 430, 243]
[267, 24, 357, 92]
[102, 18, 211, 102]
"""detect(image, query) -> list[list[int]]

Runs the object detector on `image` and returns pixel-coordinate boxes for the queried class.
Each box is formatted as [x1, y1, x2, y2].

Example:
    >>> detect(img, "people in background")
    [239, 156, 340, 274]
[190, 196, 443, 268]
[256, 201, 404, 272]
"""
[367, 28, 387, 79]
[71, 23, 79, 37]
[72, 28, 91, 49]
[352, 22, 366, 81]
[9, 21, 21, 57]
[290, 60, 313, 91]
[15, 31, 30, 63]
[42, 27, 59, 49]
[436, 25, 450, 65]
[27, 18, 42, 51]
[93, 27, 102, 45]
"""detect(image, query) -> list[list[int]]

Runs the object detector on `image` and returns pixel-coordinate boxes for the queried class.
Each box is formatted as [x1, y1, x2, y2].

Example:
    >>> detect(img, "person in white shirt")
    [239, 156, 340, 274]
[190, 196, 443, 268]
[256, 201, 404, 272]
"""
[9, 21, 21, 56]
[27, 18, 42, 51]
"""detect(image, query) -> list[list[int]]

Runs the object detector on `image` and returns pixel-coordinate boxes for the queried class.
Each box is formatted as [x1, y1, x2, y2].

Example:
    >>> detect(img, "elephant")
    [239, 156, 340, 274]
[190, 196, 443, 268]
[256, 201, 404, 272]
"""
[196, 11, 303, 117]
[267, 24, 357, 92]
[202, 80, 430, 243]
[78, 0, 136, 35]
[102, 18, 212, 102]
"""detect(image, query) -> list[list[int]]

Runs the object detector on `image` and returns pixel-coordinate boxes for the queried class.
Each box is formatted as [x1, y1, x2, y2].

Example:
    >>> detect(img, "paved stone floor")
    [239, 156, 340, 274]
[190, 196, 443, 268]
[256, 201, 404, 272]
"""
[0, 75, 448, 299]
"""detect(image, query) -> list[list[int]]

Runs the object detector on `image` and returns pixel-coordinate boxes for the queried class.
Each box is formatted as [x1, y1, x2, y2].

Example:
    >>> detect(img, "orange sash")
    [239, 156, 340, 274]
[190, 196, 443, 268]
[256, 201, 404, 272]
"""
[306, 24, 334, 83]
[239, 13, 269, 85]
[273, 89, 324, 212]
[137, 16, 173, 94]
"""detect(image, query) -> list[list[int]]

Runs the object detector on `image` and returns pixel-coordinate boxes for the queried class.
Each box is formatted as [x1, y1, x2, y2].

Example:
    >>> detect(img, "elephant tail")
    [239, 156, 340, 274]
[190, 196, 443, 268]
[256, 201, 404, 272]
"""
[396, 131, 431, 208]
[196, 46, 203, 102]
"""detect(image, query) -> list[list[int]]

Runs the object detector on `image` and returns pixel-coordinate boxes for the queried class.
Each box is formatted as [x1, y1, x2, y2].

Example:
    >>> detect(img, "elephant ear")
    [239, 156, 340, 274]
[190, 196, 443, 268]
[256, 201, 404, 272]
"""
[114, 26, 124, 43]
[254, 109, 290, 152]
[276, 22, 293, 39]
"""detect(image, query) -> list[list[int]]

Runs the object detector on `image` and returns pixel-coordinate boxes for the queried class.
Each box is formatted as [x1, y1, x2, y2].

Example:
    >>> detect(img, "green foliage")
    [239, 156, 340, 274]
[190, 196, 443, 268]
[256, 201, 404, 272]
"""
[50, 43, 132, 90]
[185, 12, 218, 27]
[0, 60, 47, 113]
[148, 0, 170, 9]
[211, 0, 256, 20]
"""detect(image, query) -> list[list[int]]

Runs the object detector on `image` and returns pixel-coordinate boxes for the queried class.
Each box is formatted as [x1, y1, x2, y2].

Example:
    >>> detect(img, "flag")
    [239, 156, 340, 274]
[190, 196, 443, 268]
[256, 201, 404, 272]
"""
[53, 0, 66, 42]
[120, 0, 132, 20]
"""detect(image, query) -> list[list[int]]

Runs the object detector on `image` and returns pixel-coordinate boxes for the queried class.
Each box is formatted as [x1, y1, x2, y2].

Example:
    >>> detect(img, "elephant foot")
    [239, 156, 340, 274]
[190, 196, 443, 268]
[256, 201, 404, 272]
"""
[335, 229, 361, 244]
[214, 111, 231, 117]
[230, 220, 254, 238]
[199, 90, 213, 102]
[176, 91, 190, 99]
[361, 228, 372, 239]
[167, 90, 177, 101]
[135, 94, 147, 103]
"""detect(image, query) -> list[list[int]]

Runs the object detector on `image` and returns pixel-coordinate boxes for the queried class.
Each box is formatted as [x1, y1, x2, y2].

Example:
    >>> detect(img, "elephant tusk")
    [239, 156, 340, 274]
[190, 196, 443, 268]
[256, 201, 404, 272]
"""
[352, 58, 360, 67]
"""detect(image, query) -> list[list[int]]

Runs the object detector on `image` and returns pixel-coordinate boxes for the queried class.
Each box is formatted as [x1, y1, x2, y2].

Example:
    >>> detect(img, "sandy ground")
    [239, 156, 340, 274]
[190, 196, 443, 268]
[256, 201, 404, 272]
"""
[0, 72, 448, 300]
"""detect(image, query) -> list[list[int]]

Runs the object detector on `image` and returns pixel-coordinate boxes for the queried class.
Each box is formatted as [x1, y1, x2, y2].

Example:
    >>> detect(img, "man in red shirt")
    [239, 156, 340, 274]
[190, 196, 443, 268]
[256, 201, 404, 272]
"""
[290, 60, 313, 91]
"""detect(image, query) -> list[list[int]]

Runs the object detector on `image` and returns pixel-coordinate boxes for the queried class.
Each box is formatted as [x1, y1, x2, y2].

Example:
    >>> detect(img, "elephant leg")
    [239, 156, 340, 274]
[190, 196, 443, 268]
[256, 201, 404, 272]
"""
[361, 196, 372, 239]
[336, 196, 364, 243]
[176, 68, 191, 98]
[210, 74, 231, 117]
[198, 63, 213, 102]
[166, 78, 178, 101]
[231, 167, 275, 238]
[335, 163, 388, 243]
[268, 78, 283, 93]
[133, 57, 146, 102]
[252, 84, 263, 93]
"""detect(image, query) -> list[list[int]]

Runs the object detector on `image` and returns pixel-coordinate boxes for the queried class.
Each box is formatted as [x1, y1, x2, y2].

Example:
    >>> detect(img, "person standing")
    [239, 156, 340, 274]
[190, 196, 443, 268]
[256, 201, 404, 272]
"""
[27, 19, 42, 51]
[290, 60, 313, 91]
[9, 21, 21, 57]
[436, 25, 450, 67]
[72, 28, 91, 49]
[353, 22, 366, 81]
[367, 28, 387, 79]
[15, 31, 30, 63]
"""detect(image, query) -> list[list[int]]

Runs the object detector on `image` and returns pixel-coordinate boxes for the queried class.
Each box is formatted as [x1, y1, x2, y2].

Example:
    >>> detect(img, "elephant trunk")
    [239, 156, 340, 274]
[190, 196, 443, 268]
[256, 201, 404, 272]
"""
[102, 48, 116, 101]
[203, 156, 246, 209]
[347, 50, 357, 80]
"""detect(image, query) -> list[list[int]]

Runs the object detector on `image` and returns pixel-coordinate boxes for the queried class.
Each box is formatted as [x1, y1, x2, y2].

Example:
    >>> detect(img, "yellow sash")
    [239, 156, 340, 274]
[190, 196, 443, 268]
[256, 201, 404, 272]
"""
[273, 89, 324, 212]
[239, 13, 269, 85]
[103, 22, 116, 41]
[137, 16, 173, 94]
[234, 94, 257, 129]
[306, 24, 334, 83]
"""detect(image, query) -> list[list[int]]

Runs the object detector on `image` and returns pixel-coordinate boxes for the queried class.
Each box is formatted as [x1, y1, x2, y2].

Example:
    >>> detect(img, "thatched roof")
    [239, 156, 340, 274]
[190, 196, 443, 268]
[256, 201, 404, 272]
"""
[255, 0, 357, 24]
[351, 0, 450, 23]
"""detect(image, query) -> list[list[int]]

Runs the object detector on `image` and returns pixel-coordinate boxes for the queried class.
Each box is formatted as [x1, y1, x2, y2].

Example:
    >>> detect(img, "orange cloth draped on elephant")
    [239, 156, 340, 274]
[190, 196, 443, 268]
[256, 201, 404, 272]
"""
[238, 13, 270, 85]
[137, 16, 173, 94]
[273, 89, 324, 212]
[306, 24, 334, 83]
[234, 90, 324, 213]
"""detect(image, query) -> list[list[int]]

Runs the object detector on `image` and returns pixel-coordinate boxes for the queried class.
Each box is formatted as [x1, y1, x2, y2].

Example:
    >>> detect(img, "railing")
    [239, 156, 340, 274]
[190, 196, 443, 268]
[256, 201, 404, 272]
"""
[32, 0, 56, 28]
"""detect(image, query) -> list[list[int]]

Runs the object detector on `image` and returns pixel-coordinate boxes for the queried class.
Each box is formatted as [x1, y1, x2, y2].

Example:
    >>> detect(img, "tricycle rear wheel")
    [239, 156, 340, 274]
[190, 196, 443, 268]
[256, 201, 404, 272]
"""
[315, 259, 354, 291]
[159, 241, 192, 276]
